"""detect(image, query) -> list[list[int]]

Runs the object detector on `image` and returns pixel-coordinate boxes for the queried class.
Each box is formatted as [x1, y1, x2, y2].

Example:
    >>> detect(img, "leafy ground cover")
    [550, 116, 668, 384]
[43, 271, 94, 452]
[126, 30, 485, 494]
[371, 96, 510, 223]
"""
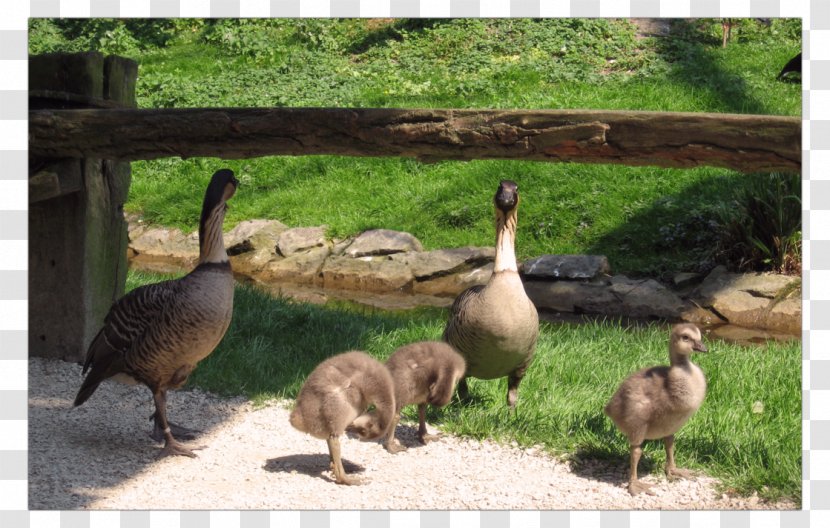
[31, 18, 802, 276]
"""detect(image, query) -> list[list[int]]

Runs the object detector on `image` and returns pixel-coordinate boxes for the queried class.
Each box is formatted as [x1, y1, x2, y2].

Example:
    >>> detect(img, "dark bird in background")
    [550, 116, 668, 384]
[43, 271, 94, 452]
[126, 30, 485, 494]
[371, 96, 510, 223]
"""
[777, 52, 802, 81]
[74, 169, 238, 458]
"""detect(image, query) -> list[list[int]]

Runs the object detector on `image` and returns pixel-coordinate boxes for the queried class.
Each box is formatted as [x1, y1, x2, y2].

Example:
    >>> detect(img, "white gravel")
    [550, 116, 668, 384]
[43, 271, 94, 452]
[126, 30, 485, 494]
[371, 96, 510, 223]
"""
[29, 357, 797, 510]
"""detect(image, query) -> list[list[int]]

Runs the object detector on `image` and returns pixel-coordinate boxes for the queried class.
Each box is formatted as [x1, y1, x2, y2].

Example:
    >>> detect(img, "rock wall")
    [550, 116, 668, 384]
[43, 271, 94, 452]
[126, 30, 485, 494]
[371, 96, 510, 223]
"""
[126, 218, 801, 334]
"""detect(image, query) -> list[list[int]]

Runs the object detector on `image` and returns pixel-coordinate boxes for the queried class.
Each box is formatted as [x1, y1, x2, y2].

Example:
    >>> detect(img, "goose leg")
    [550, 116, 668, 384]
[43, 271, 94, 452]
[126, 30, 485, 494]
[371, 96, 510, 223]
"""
[627, 443, 655, 496]
[149, 395, 201, 442]
[664, 435, 693, 480]
[457, 377, 470, 401]
[417, 403, 441, 444]
[506, 370, 525, 409]
[149, 370, 202, 442]
[327, 435, 364, 485]
[152, 389, 204, 458]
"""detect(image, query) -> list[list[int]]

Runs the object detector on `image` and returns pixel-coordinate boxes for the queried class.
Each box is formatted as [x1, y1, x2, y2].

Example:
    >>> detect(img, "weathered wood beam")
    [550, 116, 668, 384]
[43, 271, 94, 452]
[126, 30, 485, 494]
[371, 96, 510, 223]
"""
[29, 107, 801, 172]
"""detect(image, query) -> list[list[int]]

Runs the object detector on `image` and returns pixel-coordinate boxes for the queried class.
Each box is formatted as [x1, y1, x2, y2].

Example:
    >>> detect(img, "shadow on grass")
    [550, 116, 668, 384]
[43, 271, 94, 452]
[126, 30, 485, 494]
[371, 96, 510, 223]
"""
[582, 170, 742, 279]
[651, 20, 772, 115]
[188, 283, 426, 401]
[347, 19, 447, 55]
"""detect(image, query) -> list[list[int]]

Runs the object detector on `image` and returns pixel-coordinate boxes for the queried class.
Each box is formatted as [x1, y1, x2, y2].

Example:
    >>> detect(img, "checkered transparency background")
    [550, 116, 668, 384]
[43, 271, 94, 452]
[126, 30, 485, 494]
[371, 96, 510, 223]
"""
[0, 0, 824, 526]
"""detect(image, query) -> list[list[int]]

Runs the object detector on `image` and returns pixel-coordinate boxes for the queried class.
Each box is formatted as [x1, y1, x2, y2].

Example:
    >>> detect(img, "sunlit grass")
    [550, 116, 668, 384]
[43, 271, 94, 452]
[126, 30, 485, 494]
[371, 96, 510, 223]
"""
[127, 270, 802, 501]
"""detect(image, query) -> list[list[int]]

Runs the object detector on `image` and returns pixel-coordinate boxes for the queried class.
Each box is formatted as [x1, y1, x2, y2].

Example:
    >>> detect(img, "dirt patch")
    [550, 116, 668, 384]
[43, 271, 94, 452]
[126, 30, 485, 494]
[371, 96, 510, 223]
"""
[29, 357, 796, 510]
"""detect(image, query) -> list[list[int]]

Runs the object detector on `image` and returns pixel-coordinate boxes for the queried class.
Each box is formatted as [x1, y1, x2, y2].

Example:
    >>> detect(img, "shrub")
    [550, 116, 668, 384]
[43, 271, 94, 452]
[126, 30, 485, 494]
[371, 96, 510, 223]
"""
[715, 172, 801, 274]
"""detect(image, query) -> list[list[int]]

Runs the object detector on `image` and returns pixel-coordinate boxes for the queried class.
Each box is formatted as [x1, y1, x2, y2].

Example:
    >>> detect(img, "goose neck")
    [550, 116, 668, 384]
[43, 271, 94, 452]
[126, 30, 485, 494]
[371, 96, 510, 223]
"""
[199, 204, 229, 265]
[494, 210, 518, 273]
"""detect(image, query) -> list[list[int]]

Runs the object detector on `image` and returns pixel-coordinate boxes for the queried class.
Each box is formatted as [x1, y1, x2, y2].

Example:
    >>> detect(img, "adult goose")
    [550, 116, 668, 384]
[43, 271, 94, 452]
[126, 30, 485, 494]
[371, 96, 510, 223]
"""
[604, 323, 708, 495]
[443, 180, 539, 409]
[74, 168, 238, 458]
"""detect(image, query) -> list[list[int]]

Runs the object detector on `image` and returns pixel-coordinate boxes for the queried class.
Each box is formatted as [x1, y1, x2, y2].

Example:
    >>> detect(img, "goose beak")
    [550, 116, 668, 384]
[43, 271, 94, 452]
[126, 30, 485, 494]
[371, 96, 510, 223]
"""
[495, 180, 518, 212]
[223, 178, 238, 201]
[693, 341, 708, 353]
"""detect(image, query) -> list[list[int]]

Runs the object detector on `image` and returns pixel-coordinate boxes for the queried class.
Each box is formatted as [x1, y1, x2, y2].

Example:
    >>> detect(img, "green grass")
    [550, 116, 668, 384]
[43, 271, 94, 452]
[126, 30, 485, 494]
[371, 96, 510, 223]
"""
[30, 18, 802, 277]
[101, 17, 800, 278]
[127, 270, 802, 502]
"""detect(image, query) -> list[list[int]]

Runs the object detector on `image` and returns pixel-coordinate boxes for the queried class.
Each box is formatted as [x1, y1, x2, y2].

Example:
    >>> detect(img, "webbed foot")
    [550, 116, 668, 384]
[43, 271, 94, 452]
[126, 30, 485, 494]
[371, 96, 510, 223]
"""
[158, 439, 205, 459]
[628, 479, 656, 496]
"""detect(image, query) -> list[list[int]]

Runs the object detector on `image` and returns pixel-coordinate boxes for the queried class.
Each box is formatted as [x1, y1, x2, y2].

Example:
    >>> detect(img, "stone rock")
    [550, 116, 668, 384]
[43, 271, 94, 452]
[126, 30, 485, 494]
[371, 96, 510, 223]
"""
[260, 246, 331, 286]
[525, 275, 722, 322]
[707, 323, 798, 346]
[343, 229, 424, 257]
[521, 254, 611, 280]
[224, 219, 287, 255]
[390, 247, 495, 279]
[321, 255, 414, 292]
[331, 237, 353, 256]
[607, 276, 689, 319]
[277, 226, 327, 257]
[128, 226, 199, 272]
[524, 280, 617, 314]
[695, 266, 800, 301]
[229, 247, 276, 277]
[414, 263, 494, 297]
[691, 267, 801, 333]
[673, 272, 704, 289]
[125, 212, 147, 240]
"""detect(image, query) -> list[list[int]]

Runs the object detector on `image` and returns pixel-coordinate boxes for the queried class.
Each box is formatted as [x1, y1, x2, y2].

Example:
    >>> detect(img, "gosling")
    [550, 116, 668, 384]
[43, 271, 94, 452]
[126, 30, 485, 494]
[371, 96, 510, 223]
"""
[289, 351, 395, 485]
[604, 323, 708, 496]
[363, 341, 465, 454]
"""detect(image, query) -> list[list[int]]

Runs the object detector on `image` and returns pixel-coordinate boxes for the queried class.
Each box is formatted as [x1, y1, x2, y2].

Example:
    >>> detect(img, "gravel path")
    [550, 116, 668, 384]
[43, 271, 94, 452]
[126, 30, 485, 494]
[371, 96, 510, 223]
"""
[29, 357, 796, 511]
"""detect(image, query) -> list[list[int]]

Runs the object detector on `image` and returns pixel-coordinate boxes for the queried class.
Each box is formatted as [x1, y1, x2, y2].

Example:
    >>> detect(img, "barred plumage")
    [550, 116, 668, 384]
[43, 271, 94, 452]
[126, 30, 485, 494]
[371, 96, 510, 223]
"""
[74, 169, 238, 458]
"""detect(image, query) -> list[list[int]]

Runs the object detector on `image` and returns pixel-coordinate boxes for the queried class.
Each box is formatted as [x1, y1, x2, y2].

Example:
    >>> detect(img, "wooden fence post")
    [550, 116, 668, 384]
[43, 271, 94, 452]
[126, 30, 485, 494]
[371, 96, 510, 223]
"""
[29, 52, 137, 362]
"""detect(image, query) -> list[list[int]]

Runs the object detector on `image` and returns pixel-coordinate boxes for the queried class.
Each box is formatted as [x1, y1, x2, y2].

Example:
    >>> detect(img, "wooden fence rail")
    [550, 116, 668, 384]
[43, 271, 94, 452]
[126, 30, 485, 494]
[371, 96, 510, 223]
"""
[29, 107, 801, 173]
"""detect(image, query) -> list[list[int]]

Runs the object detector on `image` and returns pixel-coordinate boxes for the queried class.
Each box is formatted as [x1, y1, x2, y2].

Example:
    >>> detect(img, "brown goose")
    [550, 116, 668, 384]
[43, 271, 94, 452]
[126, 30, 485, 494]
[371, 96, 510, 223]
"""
[290, 351, 395, 485]
[442, 180, 539, 408]
[357, 341, 465, 454]
[74, 168, 238, 458]
[604, 323, 708, 496]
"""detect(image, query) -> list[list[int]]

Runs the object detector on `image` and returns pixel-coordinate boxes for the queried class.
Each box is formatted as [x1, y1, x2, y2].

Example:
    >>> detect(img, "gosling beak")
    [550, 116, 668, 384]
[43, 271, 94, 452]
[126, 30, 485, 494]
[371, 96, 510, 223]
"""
[693, 341, 708, 353]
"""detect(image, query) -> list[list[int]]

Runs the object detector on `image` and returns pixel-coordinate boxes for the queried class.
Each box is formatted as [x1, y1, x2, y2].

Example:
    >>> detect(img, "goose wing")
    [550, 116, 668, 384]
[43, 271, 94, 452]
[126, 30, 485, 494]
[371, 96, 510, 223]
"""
[74, 278, 181, 406]
[442, 284, 485, 342]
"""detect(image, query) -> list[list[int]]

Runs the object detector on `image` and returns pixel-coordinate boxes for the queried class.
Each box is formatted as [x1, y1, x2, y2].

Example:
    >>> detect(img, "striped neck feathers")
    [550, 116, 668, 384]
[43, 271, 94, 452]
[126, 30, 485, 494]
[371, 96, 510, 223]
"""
[199, 202, 228, 264]
[493, 208, 518, 273]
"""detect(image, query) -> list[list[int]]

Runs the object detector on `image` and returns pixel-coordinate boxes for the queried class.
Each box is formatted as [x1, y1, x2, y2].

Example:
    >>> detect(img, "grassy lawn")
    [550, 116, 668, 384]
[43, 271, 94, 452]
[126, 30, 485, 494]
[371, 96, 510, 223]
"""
[127, 271, 802, 502]
[29, 17, 800, 278]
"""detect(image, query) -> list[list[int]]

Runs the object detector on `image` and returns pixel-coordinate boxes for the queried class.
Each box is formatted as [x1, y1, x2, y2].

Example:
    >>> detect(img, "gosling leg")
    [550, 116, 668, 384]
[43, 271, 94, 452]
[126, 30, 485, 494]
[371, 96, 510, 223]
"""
[627, 444, 655, 496]
[326, 435, 364, 485]
[664, 434, 694, 480]
[417, 403, 441, 444]
[383, 413, 407, 454]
